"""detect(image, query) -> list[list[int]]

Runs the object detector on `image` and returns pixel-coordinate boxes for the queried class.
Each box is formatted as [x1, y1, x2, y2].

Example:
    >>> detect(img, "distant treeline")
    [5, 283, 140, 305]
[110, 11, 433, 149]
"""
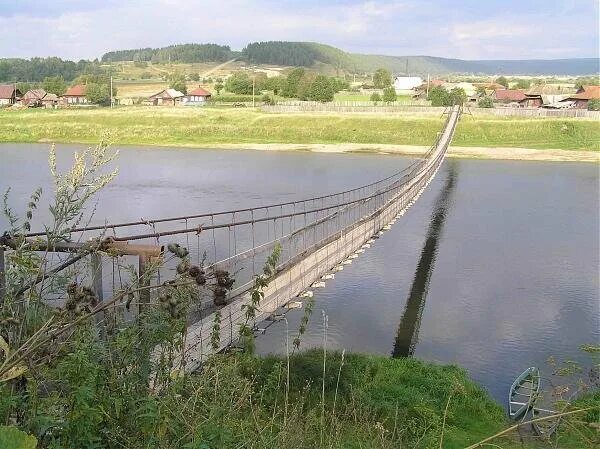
[101, 44, 234, 63]
[0, 57, 101, 83]
[243, 42, 324, 66]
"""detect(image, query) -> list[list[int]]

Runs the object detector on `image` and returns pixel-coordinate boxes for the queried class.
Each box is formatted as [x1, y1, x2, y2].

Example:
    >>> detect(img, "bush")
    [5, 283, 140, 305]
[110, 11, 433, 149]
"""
[587, 99, 600, 111]
[478, 96, 494, 108]
[382, 87, 397, 103]
[261, 94, 275, 105]
[370, 92, 381, 104]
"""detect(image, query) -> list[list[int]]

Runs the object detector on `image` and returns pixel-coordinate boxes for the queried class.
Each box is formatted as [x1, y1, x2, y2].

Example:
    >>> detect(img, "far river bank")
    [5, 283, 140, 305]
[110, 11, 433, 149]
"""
[21, 139, 600, 162]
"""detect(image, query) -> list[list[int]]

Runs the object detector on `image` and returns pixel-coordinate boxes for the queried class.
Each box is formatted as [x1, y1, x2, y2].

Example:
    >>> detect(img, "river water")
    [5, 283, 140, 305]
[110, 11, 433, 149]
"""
[1, 143, 598, 404]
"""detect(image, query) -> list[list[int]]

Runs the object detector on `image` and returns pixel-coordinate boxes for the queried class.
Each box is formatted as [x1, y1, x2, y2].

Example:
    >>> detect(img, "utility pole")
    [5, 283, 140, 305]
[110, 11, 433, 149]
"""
[426, 73, 430, 97]
[110, 75, 114, 109]
[252, 72, 255, 108]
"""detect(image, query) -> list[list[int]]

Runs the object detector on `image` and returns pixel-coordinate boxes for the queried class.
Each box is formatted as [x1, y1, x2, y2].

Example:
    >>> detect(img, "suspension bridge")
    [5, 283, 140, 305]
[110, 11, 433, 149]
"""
[1, 105, 461, 372]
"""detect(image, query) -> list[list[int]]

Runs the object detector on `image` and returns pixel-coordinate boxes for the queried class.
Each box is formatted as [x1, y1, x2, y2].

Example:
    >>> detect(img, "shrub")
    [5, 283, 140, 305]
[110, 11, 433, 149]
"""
[370, 92, 381, 104]
[587, 99, 600, 111]
[382, 87, 397, 103]
[478, 96, 494, 108]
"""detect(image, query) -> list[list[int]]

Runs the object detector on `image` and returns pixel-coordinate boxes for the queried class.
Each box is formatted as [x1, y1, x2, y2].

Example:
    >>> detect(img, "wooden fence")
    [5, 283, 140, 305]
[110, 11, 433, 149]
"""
[262, 102, 600, 119]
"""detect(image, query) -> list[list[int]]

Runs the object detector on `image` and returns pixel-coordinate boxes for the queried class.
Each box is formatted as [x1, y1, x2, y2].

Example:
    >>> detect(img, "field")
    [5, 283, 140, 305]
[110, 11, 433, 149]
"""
[0, 107, 598, 155]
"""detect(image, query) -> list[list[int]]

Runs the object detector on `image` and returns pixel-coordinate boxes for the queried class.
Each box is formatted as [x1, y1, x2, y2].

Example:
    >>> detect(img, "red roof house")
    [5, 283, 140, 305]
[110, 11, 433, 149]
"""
[560, 85, 600, 109]
[184, 86, 212, 105]
[492, 89, 529, 106]
[62, 84, 88, 105]
[0, 84, 22, 105]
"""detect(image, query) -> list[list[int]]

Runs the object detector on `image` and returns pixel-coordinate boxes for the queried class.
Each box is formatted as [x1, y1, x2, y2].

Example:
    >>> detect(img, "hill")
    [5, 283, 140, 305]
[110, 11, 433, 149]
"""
[243, 41, 599, 76]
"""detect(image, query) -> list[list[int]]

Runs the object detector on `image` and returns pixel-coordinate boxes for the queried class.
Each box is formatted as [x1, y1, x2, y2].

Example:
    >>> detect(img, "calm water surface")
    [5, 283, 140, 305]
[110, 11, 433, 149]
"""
[1, 143, 598, 404]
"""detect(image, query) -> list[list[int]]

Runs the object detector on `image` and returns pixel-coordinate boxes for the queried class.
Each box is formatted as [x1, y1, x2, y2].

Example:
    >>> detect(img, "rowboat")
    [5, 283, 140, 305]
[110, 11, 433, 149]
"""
[508, 367, 540, 420]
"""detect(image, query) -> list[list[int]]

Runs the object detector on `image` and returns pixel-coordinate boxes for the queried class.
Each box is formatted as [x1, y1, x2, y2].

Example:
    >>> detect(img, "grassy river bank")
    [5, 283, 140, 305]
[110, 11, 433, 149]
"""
[0, 107, 598, 161]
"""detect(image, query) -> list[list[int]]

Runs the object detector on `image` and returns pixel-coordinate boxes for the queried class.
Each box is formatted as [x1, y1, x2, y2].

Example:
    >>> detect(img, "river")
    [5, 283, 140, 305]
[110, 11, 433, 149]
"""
[1, 143, 598, 404]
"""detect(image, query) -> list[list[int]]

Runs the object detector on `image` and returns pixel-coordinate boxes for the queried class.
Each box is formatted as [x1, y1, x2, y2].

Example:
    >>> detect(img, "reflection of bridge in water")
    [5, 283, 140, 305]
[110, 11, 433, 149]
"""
[7, 106, 461, 372]
[392, 161, 458, 358]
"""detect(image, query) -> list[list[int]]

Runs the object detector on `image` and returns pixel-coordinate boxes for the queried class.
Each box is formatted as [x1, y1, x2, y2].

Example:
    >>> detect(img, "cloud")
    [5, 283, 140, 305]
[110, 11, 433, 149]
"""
[0, 0, 597, 60]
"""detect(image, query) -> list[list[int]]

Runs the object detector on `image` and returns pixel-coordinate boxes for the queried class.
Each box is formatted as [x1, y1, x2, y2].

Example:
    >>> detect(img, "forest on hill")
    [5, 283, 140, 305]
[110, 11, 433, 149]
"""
[101, 43, 234, 63]
[1, 41, 598, 83]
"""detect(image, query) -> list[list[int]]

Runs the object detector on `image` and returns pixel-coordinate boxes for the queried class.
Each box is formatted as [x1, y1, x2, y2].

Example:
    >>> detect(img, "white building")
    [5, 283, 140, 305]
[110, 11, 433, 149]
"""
[394, 76, 423, 94]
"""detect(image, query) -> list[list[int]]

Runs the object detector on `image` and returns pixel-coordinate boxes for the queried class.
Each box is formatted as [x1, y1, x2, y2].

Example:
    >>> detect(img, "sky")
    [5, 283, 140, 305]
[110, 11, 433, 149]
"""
[0, 0, 598, 61]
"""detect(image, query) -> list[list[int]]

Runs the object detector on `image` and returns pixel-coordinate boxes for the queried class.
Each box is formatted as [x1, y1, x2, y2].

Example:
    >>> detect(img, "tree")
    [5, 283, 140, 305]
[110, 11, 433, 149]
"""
[281, 67, 305, 98]
[428, 86, 450, 106]
[588, 99, 600, 111]
[478, 96, 494, 108]
[496, 76, 508, 88]
[515, 79, 531, 89]
[214, 82, 224, 95]
[306, 75, 335, 102]
[370, 92, 381, 104]
[295, 73, 316, 100]
[449, 87, 467, 106]
[42, 76, 67, 95]
[85, 83, 110, 105]
[382, 86, 397, 103]
[188, 72, 200, 82]
[475, 86, 487, 97]
[167, 73, 187, 94]
[224, 72, 252, 95]
[373, 68, 393, 89]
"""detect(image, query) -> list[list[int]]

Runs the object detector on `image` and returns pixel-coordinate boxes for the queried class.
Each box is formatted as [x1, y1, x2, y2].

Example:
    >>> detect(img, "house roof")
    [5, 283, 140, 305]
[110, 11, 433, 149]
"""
[23, 89, 47, 100]
[64, 84, 86, 96]
[526, 84, 572, 96]
[0, 84, 19, 99]
[149, 88, 185, 100]
[187, 87, 212, 96]
[494, 89, 527, 102]
[43, 93, 59, 101]
[567, 85, 600, 100]
[473, 82, 505, 91]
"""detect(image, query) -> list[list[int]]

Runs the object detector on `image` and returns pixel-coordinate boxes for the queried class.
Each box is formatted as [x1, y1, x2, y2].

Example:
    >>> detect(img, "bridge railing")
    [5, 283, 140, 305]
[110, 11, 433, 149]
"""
[179, 106, 460, 368]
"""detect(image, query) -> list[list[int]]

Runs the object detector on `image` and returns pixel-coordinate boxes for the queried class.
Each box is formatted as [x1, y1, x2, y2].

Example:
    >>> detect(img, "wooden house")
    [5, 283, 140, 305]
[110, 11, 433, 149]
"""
[0, 84, 22, 105]
[492, 89, 528, 107]
[149, 88, 185, 106]
[560, 85, 600, 109]
[183, 87, 212, 105]
[62, 84, 88, 105]
[22, 89, 59, 108]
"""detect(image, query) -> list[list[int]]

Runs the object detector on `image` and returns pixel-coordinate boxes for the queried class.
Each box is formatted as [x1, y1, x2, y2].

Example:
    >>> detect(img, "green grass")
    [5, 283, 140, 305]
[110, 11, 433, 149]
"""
[0, 106, 598, 151]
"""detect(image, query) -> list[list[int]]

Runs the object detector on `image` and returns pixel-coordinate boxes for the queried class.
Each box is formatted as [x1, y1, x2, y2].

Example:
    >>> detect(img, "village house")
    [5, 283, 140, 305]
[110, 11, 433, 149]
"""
[394, 76, 423, 94]
[149, 88, 185, 106]
[559, 85, 600, 109]
[21, 88, 59, 108]
[183, 86, 212, 105]
[492, 89, 529, 107]
[0, 84, 22, 105]
[62, 84, 88, 105]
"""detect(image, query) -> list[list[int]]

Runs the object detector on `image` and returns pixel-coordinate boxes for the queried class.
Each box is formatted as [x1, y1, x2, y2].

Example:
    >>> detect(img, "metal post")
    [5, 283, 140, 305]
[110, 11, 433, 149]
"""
[90, 253, 103, 303]
[138, 254, 150, 314]
[0, 247, 5, 304]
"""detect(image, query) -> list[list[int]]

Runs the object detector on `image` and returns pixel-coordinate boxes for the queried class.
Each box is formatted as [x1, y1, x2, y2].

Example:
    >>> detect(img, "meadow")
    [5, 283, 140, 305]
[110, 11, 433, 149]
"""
[0, 106, 598, 152]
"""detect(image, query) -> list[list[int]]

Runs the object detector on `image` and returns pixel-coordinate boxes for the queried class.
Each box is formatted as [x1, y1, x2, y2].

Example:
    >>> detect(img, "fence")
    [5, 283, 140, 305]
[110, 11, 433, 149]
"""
[262, 102, 600, 119]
